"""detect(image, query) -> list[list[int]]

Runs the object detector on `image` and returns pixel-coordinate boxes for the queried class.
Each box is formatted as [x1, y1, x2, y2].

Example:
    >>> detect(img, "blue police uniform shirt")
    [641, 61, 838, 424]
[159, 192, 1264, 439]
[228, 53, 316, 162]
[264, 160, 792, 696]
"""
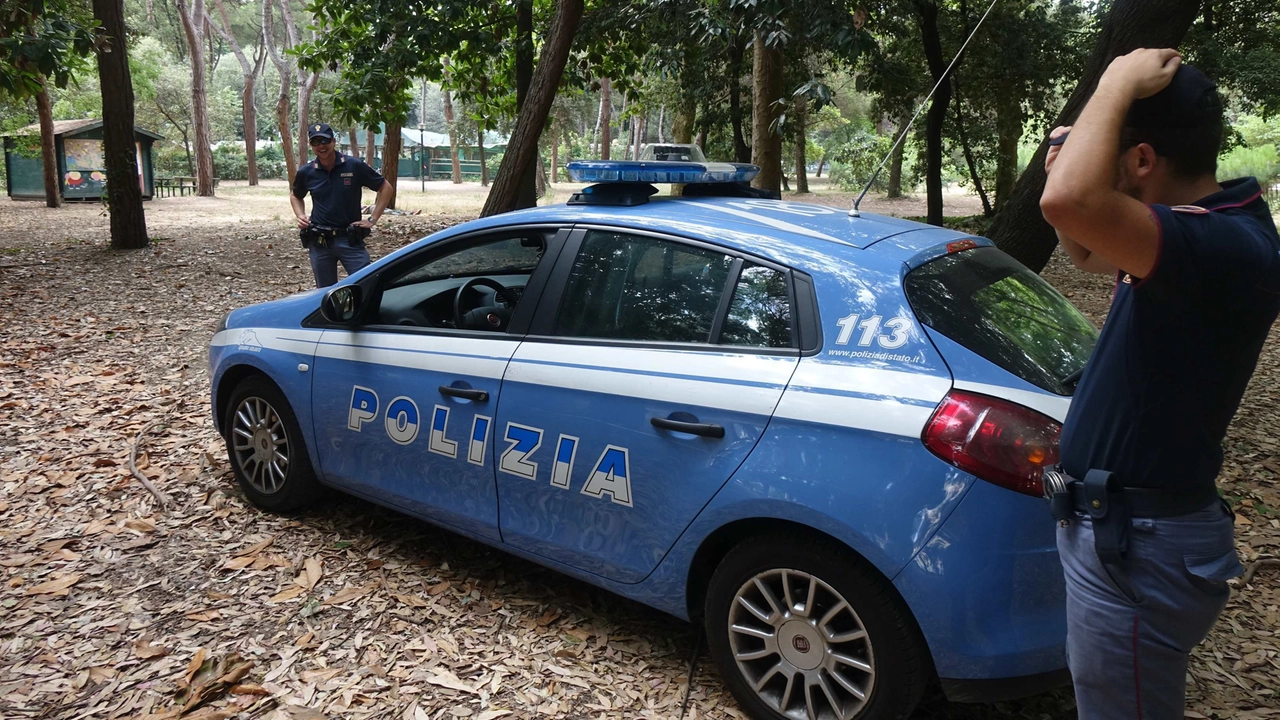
[1060, 177, 1280, 493]
[291, 152, 386, 229]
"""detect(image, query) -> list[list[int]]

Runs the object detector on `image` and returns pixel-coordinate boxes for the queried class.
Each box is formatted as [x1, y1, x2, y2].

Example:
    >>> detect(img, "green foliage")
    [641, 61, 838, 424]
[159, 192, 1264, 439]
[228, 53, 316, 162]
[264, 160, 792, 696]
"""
[1185, 1, 1280, 119]
[828, 124, 893, 191]
[0, 0, 97, 99]
[1218, 144, 1280, 186]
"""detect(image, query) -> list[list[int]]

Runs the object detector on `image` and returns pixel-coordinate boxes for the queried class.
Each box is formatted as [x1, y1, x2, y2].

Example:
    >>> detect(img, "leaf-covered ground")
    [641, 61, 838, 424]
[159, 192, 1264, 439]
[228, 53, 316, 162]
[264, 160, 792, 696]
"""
[0, 186, 1276, 720]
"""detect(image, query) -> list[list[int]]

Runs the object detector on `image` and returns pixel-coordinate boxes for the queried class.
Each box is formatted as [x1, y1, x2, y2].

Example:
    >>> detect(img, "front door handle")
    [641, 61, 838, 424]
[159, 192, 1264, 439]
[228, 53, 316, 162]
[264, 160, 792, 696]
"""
[439, 385, 489, 402]
[651, 416, 725, 438]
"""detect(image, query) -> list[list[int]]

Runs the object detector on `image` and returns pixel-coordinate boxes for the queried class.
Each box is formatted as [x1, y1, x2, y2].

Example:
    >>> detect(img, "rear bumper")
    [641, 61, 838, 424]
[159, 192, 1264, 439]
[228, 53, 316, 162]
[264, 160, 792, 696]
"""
[893, 479, 1068, 680]
[940, 667, 1072, 703]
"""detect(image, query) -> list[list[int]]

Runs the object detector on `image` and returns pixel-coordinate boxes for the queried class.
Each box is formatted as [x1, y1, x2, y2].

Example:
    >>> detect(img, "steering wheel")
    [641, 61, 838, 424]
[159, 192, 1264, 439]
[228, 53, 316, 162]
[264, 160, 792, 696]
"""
[453, 277, 516, 331]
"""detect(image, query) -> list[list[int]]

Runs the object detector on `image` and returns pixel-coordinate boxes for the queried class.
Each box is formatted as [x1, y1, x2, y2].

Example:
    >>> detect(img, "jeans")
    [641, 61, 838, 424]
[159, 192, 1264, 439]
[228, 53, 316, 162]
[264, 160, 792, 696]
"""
[309, 236, 371, 288]
[1057, 500, 1243, 719]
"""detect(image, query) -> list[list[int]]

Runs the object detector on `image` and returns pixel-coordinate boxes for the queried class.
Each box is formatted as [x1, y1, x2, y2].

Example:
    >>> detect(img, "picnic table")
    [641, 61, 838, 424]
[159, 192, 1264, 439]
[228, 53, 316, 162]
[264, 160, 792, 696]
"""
[155, 176, 220, 198]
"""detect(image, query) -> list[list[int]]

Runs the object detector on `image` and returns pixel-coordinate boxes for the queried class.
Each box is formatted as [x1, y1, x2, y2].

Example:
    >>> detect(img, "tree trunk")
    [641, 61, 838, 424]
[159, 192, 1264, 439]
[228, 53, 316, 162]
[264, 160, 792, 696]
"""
[442, 59, 462, 183]
[550, 123, 559, 184]
[177, 0, 214, 196]
[364, 130, 375, 166]
[633, 113, 644, 160]
[920, 1, 952, 226]
[482, 0, 584, 217]
[794, 93, 809, 194]
[478, 123, 488, 186]
[750, 31, 784, 197]
[35, 80, 61, 208]
[514, 0, 537, 208]
[383, 121, 401, 209]
[93, 0, 147, 248]
[817, 154, 826, 178]
[671, 94, 695, 144]
[262, 0, 295, 181]
[990, 0, 1203, 271]
[657, 105, 665, 142]
[887, 113, 906, 198]
[349, 129, 359, 157]
[994, 93, 1021, 211]
[728, 36, 751, 164]
[599, 77, 612, 160]
[210, 0, 260, 184]
[951, 76, 992, 216]
[296, 71, 318, 167]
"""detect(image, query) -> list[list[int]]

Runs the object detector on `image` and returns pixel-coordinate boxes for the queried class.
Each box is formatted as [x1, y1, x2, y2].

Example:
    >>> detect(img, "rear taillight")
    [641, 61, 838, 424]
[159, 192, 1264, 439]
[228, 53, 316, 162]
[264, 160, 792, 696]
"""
[922, 390, 1061, 497]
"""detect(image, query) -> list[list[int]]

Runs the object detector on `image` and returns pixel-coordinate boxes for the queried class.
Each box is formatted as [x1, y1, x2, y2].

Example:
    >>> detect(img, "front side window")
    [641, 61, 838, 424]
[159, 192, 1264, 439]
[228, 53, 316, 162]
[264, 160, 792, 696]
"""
[553, 231, 733, 343]
[374, 233, 549, 331]
[720, 263, 793, 348]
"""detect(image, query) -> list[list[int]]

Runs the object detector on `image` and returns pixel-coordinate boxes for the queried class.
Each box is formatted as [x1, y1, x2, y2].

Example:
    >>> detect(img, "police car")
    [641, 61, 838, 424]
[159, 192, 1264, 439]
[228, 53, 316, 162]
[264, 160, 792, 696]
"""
[210, 160, 1098, 720]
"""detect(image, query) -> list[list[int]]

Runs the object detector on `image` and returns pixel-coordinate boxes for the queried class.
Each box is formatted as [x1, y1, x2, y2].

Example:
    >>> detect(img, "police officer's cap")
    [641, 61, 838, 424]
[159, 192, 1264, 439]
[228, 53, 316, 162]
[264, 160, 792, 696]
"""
[308, 123, 336, 141]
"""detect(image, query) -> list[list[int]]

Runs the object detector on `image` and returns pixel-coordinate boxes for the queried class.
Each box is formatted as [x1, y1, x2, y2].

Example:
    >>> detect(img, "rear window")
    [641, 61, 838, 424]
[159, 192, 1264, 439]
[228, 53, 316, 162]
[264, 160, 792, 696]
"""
[904, 246, 1098, 395]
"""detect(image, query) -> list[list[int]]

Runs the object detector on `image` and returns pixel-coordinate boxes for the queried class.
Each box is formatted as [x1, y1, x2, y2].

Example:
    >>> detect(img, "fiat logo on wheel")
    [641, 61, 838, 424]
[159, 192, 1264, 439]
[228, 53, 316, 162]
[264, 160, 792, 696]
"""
[792, 636, 811, 654]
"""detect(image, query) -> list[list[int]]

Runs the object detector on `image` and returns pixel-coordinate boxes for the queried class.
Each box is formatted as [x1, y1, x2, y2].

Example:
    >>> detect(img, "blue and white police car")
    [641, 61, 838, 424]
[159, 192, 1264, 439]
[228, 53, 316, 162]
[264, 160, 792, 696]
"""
[210, 161, 1097, 720]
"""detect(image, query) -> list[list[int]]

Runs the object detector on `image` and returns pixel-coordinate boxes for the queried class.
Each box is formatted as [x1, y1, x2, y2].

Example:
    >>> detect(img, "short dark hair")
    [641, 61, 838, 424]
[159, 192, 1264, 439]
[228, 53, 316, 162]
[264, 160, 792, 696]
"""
[1120, 64, 1224, 179]
[1120, 120, 1223, 178]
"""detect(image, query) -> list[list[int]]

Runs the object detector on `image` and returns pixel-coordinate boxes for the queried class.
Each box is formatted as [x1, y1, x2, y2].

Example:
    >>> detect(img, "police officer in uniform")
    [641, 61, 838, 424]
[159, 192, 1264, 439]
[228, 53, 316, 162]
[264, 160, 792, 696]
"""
[290, 123, 396, 288]
[1040, 50, 1280, 718]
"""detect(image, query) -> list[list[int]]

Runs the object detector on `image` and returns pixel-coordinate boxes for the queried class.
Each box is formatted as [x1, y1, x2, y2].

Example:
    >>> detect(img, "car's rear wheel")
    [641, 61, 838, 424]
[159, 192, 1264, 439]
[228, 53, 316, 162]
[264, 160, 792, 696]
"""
[224, 375, 320, 512]
[705, 534, 928, 720]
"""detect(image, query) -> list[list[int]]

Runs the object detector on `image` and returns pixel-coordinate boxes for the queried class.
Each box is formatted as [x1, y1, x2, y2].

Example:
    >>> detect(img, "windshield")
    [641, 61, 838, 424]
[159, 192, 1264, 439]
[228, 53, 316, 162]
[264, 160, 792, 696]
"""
[638, 144, 707, 162]
[904, 246, 1098, 396]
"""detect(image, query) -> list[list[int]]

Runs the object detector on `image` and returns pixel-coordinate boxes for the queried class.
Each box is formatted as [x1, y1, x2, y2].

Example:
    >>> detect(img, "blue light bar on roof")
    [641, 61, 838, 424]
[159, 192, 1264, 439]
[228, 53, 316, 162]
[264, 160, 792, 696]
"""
[565, 160, 759, 184]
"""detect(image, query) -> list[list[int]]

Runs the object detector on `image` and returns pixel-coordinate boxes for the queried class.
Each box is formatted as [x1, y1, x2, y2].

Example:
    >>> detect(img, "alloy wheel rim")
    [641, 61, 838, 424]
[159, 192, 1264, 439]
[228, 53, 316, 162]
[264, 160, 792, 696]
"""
[231, 396, 290, 495]
[728, 568, 875, 720]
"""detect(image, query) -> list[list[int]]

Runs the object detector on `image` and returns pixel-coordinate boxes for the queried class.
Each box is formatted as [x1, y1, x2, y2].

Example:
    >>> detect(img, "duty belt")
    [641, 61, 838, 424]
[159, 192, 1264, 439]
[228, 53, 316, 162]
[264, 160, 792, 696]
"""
[1042, 468, 1225, 603]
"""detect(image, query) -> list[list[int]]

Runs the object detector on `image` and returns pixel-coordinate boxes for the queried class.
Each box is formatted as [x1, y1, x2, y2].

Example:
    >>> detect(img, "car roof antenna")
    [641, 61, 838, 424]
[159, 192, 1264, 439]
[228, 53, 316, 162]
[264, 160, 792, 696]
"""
[850, 0, 1000, 217]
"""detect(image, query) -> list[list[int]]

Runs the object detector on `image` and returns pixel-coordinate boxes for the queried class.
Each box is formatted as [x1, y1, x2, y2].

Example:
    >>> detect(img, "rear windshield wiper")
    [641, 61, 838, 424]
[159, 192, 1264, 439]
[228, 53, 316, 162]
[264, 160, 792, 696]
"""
[1061, 365, 1086, 389]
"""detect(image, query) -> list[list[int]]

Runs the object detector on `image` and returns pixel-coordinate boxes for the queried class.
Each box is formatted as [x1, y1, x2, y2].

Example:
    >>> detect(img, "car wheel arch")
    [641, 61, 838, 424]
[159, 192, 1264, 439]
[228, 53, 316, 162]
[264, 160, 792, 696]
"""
[215, 365, 279, 436]
[684, 517, 923, 628]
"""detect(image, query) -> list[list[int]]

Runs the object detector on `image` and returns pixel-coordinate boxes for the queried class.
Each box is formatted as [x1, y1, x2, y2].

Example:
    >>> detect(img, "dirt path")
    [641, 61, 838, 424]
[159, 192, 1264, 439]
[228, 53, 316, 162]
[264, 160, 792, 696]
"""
[0, 188, 1275, 720]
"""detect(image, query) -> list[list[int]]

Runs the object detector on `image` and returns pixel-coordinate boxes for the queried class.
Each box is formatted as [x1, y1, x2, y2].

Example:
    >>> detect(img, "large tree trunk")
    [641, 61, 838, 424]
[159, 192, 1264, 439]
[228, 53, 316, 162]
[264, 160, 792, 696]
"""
[920, 1, 952, 226]
[482, 0, 584, 217]
[35, 80, 60, 208]
[348, 129, 359, 157]
[727, 35, 751, 164]
[93, 0, 147, 248]
[177, 0, 215, 196]
[750, 31, 784, 197]
[994, 93, 1021, 210]
[794, 93, 809, 194]
[262, 0, 295, 181]
[295, 71, 318, 166]
[991, 0, 1203, 271]
[515, 0, 537, 208]
[364, 130, 375, 166]
[383, 121, 401, 208]
[887, 113, 907, 198]
[671, 93, 695, 144]
[598, 77, 612, 160]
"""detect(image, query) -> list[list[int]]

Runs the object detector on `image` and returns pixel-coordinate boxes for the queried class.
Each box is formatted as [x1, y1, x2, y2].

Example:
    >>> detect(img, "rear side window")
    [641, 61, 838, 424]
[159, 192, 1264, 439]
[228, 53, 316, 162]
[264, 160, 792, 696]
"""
[721, 263, 792, 348]
[904, 246, 1098, 395]
[554, 231, 734, 343]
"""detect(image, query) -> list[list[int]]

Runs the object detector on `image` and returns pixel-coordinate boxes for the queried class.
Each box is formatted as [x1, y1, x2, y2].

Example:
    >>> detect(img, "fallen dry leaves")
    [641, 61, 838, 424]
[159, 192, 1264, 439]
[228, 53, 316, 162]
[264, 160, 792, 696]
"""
[0, 195, 1276, 720]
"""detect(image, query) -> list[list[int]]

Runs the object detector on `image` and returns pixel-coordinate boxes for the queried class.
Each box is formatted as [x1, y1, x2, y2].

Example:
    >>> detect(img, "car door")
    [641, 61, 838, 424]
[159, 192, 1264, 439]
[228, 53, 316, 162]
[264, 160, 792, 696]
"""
[309, 227, 567, 540]
[494, 227, 803, 582]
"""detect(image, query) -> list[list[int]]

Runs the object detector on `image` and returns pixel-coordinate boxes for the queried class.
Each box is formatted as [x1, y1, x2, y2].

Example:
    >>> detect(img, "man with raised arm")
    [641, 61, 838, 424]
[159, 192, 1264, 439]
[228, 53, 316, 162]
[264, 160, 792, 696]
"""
[1040, 50, 1280, 719]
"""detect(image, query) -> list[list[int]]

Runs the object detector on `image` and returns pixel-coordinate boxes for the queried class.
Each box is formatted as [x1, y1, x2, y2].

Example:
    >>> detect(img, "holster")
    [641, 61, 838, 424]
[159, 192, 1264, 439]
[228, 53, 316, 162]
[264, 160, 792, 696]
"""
[1083, 469, 1143, 603]
[346, 223, 371, 247]
[300, 225, 339, 249]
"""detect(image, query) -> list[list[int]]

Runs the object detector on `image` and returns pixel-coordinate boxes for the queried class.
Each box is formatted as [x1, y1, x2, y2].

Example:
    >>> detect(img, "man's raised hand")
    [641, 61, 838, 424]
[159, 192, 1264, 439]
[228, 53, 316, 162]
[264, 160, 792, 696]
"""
[1101, 48, 1182, 100]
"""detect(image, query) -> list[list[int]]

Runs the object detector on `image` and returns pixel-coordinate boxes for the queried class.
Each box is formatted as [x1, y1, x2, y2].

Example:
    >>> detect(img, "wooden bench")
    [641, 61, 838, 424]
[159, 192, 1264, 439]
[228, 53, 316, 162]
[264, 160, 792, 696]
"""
[155, 176, 221, 197]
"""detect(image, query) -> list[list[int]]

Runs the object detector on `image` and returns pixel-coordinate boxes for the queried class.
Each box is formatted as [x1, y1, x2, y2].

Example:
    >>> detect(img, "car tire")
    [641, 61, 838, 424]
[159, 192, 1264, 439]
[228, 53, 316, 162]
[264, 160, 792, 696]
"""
[704, 533, 929, 720]
[224, 375, 321, 513]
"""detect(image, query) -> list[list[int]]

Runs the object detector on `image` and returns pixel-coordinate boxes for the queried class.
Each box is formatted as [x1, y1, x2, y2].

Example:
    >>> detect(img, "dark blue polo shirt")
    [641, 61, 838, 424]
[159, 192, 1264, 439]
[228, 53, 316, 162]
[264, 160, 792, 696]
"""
[291, 152, 386, 229]
[1061, 178, 1280, 493]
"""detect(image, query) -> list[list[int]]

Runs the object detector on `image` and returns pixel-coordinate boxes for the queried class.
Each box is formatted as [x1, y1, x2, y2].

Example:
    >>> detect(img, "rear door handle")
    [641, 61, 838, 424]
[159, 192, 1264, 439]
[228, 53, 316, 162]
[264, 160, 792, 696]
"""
[439, 385, 488, 402]
[650, 416, 725, 438]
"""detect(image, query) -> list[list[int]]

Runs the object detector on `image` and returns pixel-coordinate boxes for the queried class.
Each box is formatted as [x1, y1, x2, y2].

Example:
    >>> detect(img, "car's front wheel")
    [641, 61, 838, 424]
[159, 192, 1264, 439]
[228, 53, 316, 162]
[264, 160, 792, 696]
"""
[704, 534, 928, 720]
[224, 375, 320, 512]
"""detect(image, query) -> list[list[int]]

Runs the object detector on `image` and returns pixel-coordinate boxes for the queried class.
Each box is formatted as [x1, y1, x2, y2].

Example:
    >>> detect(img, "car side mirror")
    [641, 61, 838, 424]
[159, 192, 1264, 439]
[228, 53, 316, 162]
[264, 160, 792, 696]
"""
[321, 285, 362, 324]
